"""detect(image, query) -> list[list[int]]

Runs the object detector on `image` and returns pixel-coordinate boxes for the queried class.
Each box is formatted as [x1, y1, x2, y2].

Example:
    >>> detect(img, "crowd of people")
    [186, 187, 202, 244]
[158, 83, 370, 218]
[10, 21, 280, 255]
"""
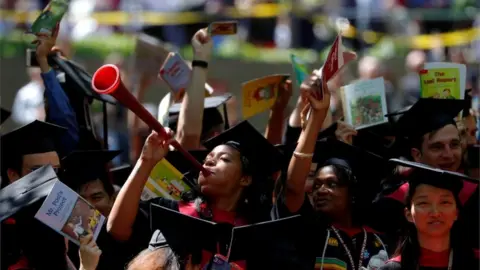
[0, 13, 479, 270]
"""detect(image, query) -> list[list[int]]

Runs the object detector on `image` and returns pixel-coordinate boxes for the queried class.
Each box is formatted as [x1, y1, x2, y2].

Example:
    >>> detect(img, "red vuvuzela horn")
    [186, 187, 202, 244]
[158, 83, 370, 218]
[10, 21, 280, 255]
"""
[92, 64, 210, 176]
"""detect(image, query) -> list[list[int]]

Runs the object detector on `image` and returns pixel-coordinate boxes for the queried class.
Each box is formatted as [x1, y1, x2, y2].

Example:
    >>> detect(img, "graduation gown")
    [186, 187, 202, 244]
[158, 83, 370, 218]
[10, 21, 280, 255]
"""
[273, 196, 390, 270]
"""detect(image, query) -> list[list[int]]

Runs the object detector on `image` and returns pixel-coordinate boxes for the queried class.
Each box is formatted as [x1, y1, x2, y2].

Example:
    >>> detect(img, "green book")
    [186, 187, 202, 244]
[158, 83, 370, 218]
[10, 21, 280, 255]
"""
[29, 0, 69, 36]
[290, 54, 309, 87]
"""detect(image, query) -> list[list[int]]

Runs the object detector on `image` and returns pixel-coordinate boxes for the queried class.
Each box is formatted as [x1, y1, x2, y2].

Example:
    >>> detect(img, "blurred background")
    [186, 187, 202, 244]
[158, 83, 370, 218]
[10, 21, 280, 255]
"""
[0, 0, 479, 163]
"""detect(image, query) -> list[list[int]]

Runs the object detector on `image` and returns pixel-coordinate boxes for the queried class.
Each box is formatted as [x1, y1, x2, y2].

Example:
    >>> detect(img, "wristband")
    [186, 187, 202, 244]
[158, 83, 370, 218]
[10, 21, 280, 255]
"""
[293, 151, 314, 158]
[192, 60, 208, 69]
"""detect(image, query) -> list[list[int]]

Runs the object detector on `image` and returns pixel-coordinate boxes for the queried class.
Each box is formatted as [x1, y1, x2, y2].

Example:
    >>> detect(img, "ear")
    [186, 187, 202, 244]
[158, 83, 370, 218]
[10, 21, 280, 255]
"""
[239, 175, 252, 187]
[411, 148, 422, 162]
[7, 168, 21, 183]
[404, 207, 414, 223]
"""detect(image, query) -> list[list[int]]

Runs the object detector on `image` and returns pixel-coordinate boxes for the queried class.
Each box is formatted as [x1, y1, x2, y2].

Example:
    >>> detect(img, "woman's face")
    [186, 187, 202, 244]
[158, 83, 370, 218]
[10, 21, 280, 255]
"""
[406, 184, 458, 237]
[198, 145, 251, 197]
[311, 166, 350, 215]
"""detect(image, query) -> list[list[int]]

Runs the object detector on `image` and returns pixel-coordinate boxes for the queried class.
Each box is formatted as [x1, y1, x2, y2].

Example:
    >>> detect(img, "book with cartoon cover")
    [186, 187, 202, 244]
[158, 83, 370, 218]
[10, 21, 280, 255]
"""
[341, 77, 389, 130]
[420, 62, 466, 100]
[34, 180, 105, 245]
[29, 0, 69, 36]
[290, 54, 309, 87]
[141, 159, 192, 201]
[242, 74, 290, 119]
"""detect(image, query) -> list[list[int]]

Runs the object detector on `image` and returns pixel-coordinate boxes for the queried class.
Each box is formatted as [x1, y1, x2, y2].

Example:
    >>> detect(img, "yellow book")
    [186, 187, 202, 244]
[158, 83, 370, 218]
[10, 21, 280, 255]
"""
[420, 62, 466, 100]
[141, 159, 191, 201]
[242, 74, 289, 119]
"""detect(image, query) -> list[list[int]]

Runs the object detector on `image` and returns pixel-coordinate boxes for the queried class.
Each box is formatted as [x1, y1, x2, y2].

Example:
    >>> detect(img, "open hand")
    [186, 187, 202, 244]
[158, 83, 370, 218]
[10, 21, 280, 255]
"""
[191, 28, 213, 62]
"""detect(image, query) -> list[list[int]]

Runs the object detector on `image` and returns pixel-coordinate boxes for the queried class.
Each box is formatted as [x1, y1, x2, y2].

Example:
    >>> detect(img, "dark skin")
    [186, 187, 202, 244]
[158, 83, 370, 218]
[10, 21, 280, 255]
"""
[311, 165, 352, 227]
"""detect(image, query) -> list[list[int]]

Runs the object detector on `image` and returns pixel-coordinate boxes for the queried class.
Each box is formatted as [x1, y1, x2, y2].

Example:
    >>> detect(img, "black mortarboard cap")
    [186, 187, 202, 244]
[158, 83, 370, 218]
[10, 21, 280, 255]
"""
[61, 150, 122, 184]
[1, 121, 66, 168]
[150, 204, 233, 257]
[390, 98, 465, 139]
[168, 94, 232, 134]
[165, 149, 209, 175]
[388, 158, 477, 195]
[228, 215, 303, 262]
[202, 120, 285, 176]
[109, 164, 133, 187]
[1, 108, 10, 125]
[0, 165, 57, 222]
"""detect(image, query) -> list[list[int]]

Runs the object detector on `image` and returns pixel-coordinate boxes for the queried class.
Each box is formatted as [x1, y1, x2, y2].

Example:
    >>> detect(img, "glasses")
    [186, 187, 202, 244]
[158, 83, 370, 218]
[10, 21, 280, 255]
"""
[28, 166, 63, 175]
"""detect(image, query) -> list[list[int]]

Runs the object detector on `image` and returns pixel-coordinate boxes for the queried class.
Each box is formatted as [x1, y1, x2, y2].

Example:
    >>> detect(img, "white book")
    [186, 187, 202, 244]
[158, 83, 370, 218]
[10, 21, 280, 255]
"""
[342, 77, 389, 130]
[34, 180, 105, 245]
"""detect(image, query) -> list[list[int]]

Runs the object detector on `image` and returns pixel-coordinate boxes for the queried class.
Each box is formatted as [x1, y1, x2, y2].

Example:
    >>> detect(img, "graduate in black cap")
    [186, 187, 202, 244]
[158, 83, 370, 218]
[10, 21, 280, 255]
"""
[1, 120, 66, 188]
[372, 98, 479, 235]
[380, 159, 479, 270]
[0, 166, 73, 270]
[108, 120, 283, 269]
[278, 74, 391, 270]
[60, 150, 140, 270]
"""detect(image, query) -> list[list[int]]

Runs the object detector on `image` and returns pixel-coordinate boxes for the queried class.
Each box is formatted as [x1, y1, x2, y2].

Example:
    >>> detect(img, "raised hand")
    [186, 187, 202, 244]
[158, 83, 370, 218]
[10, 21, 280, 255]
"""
[300, 71, 331, 112]
[191, 28, 213, 62]
[140, 128, 175, 165]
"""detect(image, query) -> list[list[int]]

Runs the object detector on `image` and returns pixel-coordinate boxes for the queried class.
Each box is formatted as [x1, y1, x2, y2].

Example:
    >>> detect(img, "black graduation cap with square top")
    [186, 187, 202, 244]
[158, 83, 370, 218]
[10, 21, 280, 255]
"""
[168, 94, 232, 135]
[149, 203, 302, 262]
[202, 120, 284, 177]
[1, 108, 10, 125]
[0, 165, 58, 222]
[60, 150, 121, 183]
[0, 165, 71, 269]
[388, 158, 479, 195]
[388, 98, 466, 139]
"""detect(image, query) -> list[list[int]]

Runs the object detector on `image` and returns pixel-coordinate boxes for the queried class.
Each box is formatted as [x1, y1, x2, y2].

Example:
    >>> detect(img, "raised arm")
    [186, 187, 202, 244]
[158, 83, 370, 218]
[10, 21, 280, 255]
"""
[35, 26, 79, 156]
[284, 75, 331, 213]
[107, 129, 173, 241]
[265, 80, 293, 145]
[176, 29, 213, 150]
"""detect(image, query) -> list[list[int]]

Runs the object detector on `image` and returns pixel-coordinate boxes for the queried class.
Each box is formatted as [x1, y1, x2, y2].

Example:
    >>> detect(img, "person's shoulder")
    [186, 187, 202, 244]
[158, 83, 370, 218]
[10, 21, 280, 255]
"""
[378, 260, 401, 270]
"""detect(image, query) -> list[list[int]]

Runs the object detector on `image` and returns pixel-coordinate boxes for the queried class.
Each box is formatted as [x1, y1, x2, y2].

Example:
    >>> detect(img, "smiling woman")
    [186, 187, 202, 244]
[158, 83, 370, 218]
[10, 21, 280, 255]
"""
[379, 159, 479, 270]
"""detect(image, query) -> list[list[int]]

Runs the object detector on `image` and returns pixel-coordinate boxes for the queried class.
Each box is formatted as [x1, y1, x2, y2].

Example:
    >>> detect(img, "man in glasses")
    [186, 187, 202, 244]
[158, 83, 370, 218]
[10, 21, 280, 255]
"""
[1, 120, 66, 188]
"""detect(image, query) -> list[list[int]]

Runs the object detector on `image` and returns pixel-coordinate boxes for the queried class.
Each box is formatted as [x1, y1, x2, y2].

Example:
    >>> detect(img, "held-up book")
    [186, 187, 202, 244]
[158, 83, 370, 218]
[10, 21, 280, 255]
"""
[28, 0, 69, 36]
[34, 180, 105, 245]
[419, 62, 466, 100]
[341, 77, 389, 130]
[159, 52, 192, 100]
[134, 34, 171, 79]
[208, 21, 238, 36]
[141, 159, 192, 201]
[242, 74, 290, 119]
[320, 34, 357, 99]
